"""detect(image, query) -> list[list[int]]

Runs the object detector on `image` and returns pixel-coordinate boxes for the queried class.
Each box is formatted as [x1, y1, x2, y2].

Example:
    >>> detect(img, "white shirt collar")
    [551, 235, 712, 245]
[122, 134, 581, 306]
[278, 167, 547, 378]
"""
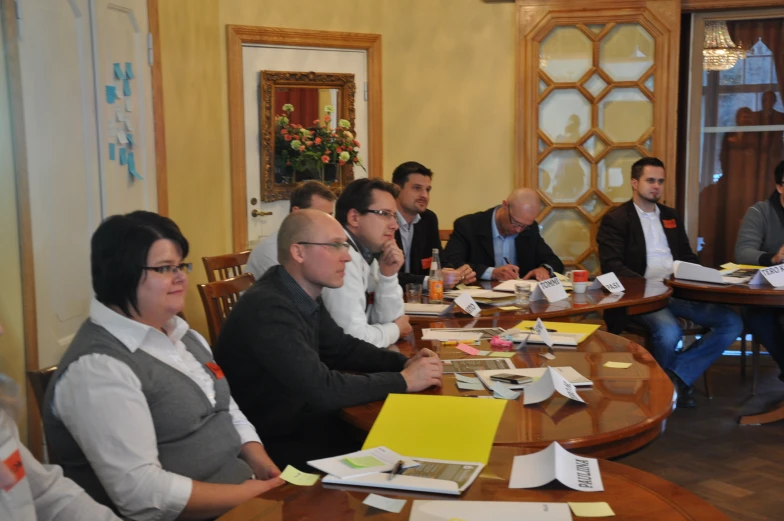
[395, 209, 421, 229]
[633, 202, 660, 219]
[89, 298, 189, 353]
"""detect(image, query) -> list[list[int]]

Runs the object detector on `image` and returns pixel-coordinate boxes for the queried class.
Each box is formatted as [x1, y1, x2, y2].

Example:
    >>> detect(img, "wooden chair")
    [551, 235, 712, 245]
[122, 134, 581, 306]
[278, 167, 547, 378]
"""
[202, 250, 252, 282]
[27, 366, 58, 417]
[439, 229, 452, 248]
[624, 319, 713, 398]
[198, 273, 255, 346]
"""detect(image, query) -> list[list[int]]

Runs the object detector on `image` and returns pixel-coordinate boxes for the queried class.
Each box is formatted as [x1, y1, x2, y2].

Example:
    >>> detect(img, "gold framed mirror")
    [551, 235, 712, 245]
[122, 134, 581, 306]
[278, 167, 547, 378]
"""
[259, 71, 358, 201]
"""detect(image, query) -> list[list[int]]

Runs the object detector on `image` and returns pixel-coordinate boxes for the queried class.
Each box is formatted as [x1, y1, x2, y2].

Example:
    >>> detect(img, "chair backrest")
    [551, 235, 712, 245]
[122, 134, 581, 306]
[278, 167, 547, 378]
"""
[202, 250, 252, 282]
[27, 366, 58, 417]
[439, 229, 452, 248]
[198, 272, 256, 346]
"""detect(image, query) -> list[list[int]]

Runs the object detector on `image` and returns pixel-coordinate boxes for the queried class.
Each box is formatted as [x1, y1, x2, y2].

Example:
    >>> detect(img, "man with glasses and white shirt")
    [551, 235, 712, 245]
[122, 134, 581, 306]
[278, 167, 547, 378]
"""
[444, 188, 564, 282]
[322, 178, 412, 348]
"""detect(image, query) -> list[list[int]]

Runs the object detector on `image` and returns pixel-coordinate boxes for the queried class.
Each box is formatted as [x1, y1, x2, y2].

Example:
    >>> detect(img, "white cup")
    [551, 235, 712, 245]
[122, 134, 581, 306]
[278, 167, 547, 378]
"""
[573, 281, 588, 294]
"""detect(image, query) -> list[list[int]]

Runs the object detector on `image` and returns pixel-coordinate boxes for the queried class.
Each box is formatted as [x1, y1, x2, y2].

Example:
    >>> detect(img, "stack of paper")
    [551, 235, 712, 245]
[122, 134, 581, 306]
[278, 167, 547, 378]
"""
[421, 327, 505, 341]
[504, 320, 600, 346]
[410, 501, 572, 521]
[673, 260, 751, 284]
[404, 303, 452, 316]
[442, 358, 515, 373]
[475, 367, 592, 391]
[307, 446, 418, 478]
[362, 394, 506, 464]
[444, 288, 517, 305]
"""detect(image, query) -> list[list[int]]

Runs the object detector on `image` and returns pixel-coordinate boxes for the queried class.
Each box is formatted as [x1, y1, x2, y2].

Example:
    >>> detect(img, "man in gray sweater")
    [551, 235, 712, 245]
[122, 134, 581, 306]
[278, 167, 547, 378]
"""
[735, 160, 784, 379]
[216, 209, 442, 470]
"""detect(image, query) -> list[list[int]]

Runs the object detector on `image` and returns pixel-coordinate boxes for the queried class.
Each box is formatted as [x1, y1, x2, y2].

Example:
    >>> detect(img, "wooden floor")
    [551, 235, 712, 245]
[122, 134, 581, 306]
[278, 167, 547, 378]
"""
[618, 355, 784, 521]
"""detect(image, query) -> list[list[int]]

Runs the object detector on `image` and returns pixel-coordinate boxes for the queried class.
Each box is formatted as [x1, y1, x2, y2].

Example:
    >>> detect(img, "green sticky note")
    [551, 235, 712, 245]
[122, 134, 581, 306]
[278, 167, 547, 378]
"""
[489, 351, 516, 358]
[343, 455, 383, 468]
[280, 465, 320, 486]
[568, 502, 615, 517]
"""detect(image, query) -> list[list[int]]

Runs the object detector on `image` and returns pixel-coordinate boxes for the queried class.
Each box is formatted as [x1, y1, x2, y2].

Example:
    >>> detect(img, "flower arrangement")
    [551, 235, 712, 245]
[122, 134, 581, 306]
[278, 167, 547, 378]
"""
[274, 104, 365, 184]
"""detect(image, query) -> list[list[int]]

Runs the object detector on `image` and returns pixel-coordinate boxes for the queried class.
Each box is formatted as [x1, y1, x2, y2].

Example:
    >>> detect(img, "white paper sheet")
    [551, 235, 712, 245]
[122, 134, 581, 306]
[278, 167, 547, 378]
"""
[410, 500, 572, 521]
[362, 493, 407, 513]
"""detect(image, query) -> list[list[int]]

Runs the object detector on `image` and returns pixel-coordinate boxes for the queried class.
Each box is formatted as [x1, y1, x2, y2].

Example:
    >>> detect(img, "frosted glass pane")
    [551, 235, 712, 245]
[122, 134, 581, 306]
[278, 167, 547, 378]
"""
[584, 74, 608, 98]
[539, 150, 591, 203]
[645, 75, 654, 92]
[540, 27, 593, 82]
[587, 24, 605, 35]
[599, 88, 652, 143]
[539, 89, 591, 143]
[598, 149, 643, 202]
[583, 134, 607, 159]
[599, 24, 654, 81]
[581, 253, 600, 275]
[582, 193, 607, 217]
[540, 209, 591, 262]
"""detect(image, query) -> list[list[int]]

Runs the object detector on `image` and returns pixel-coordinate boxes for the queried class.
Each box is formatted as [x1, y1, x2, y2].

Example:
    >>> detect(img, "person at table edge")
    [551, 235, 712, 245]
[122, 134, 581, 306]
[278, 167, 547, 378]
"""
[444, 187, 564, 282]
[391, 160, 475, 288]
[597, 156, 743, 407]
[215, 209, 443, 470]
[735, 159, 784, 382]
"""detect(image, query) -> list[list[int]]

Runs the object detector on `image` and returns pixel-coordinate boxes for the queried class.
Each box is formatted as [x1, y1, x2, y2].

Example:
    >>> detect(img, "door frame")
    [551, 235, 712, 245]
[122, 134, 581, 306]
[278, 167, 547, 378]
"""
[0, 0, 168, 455]
[226, 26, 383, 252]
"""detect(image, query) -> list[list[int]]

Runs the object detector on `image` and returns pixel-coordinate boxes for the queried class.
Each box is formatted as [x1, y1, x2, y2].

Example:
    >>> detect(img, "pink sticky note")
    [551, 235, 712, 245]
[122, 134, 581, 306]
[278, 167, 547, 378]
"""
[456, 343, 481, 356]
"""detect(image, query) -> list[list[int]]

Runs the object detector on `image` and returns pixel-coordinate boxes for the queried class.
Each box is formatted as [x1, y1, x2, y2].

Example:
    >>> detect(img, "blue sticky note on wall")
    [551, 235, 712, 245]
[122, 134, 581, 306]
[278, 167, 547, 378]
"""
[105, 85, 116, 104]
[123, 79, 131, 97]
[127, 133, 135, 146]
[119, 147, 127, 165]
[113, 63, 125, 80]
[109, 143, 116, 160]
[128, 152, 143, 180]
[125, 62, 134, 79]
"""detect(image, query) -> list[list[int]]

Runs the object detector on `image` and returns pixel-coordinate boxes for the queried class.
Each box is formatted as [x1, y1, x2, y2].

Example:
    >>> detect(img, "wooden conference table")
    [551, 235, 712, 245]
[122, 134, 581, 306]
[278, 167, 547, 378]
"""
[217, 446, 729, 521]
[667, 277, 784, 425]
[342, 323, 676, 459]
[410, 276, 671, 322]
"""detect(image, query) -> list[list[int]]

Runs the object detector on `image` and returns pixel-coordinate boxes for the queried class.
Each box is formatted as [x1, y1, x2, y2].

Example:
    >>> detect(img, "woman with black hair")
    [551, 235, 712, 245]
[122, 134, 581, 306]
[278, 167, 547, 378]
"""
[43, 211, 282, 521]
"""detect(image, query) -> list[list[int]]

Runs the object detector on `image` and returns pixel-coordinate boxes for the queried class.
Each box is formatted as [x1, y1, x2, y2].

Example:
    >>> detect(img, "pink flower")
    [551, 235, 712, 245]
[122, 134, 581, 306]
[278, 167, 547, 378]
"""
[285, 135, 293, 141]
[299, 146, 305, 152]
[339, 159, 346, 166]
[315, 137, 322, 145]
[321, 155, 330, 164]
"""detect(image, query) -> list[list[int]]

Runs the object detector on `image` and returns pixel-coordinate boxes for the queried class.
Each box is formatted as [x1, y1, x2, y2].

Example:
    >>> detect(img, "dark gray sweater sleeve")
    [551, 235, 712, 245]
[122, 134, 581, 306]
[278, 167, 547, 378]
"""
[735, 205, 770, 265]
[247, 302, 407, 413]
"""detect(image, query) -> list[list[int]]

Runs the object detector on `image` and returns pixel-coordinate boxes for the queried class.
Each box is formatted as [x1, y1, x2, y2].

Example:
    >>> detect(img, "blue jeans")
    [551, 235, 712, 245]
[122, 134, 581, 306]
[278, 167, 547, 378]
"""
[743, 307, 784, 373]
[630, 298, 743, 386]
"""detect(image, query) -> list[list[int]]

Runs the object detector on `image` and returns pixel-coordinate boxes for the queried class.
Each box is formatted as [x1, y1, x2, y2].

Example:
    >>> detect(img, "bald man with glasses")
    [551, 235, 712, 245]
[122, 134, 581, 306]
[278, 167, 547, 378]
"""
[322, 178, 412, 348]
[445, 188, 564, 282]
[215, 209, 442, 469]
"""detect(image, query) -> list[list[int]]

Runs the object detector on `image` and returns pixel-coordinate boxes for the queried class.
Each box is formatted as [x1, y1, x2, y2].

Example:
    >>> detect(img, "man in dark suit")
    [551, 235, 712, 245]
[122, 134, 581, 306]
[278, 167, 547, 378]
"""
[597, 157, 742, 407]
[392, 161, 475, 288]
[444, 188, 564, 282]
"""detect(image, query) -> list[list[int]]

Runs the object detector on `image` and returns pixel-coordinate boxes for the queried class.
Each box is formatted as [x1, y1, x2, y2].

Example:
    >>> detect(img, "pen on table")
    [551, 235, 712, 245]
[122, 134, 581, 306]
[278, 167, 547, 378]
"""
[388, 460, 404, 481]
[524, 326, 557, 332]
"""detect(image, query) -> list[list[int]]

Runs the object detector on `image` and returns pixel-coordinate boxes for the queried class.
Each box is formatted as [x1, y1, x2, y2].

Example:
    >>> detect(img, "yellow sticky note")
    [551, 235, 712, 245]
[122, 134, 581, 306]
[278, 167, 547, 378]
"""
[363, 394, 506, 464]
[280, 465, 320, 486]
[489, 351, 516, 358]
[568, 502, 615, 517]
[499, 306, 520, 311]
[603, 361, 632, 369]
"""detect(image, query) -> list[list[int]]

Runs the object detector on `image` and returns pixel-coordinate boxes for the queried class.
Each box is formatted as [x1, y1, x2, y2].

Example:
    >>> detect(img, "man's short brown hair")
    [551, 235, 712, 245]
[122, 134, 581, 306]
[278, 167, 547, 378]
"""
[290, 181, 336, 213]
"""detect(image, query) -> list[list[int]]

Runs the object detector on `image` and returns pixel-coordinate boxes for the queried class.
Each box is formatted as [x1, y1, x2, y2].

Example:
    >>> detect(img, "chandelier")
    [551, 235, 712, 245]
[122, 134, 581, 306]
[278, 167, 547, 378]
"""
[703, 20, 746, 71]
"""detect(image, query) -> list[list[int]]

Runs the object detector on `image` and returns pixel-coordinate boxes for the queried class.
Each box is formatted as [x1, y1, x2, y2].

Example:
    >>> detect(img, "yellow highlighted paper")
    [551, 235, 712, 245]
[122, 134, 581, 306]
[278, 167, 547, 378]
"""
[280, 465, 320, 486]
[499, 306, 520, 311]
[344, 455, 383, 468]
[513, 320, 600, 343]
[603, 361, 632, 369]
[489, 351, 516, 358]
[362, 394, 506, 464]
[721, 262, 765, 270]
[568, 502, 615, 517]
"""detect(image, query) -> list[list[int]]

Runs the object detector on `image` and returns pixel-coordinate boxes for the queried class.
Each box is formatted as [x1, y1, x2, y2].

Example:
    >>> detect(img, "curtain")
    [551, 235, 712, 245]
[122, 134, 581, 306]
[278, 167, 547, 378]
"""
[699, 19, 784, 267]
[275, 88, 320, 128]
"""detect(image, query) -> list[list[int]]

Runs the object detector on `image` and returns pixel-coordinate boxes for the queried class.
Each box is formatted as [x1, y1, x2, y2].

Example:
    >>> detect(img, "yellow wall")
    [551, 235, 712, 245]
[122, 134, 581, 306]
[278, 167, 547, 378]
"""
[159, 0, 517, 336]
[0, 21, 29, 441]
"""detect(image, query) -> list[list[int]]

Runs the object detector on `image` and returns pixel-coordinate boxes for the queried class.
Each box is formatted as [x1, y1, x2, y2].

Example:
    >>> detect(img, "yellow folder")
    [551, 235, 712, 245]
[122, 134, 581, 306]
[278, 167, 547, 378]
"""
[512, 320, 600, 343]
[362, 394, 506, 464]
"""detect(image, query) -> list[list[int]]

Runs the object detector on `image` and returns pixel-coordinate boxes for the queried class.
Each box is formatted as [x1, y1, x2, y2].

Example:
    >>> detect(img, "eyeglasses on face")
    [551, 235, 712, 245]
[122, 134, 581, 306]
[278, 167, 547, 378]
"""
[142, 262, 193, 275]
[364, 209, 397, 221]
[297, 241, 352, 253]
[507, 209, 529, 229]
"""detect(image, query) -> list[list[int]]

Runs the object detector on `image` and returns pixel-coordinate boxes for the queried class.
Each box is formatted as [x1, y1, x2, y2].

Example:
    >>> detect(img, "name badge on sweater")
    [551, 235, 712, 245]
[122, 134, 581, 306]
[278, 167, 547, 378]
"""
[421, 257, 432, 270]
[662, 219, 677, 229]
[205, 362, 225, 380]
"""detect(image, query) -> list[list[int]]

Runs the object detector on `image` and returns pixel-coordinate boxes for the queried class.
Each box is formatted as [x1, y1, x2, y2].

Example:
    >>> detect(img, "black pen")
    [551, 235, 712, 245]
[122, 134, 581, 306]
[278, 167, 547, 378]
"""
[524, 326, 557, 332]
[388, 460, 404, 481]
[504, 257, 511, 265]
